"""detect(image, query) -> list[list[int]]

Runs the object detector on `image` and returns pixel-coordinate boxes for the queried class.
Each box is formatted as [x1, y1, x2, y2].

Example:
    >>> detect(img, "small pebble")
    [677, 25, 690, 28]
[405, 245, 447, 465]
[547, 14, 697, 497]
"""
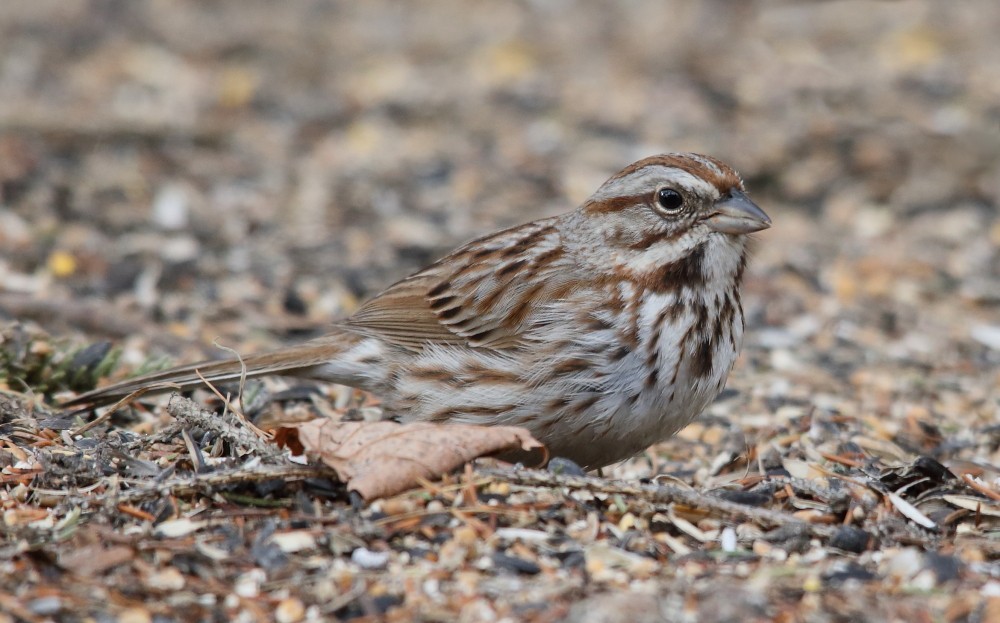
[829, 526, 870, 554]
[971, 325, 1000, 351]
[351, 547, 390, 570]
[491, 552, 541, 575]
[275, 597, 306, 623]
[720, 527, 738, 553]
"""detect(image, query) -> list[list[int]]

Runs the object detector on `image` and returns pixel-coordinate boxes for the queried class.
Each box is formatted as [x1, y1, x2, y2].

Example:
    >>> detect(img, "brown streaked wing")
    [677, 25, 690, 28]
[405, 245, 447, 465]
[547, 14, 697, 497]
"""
[343, 219, 565, 351]
[342, 273, 470, 351]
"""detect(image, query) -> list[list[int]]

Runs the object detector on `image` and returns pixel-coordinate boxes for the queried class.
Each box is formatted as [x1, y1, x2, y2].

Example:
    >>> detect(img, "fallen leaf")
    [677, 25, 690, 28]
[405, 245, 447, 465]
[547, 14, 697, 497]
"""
[58, 543, 134, 575]
[283, 419, 543, 500]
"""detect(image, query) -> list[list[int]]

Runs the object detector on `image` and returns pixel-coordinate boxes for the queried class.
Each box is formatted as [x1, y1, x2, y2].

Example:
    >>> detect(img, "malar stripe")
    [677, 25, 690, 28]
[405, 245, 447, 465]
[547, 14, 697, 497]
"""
[643, 242, 707, 293]
[627, 228, 686, 250]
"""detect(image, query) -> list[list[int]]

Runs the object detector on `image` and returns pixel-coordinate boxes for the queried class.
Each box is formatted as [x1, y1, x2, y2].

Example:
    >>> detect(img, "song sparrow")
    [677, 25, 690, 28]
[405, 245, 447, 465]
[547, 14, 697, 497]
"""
[68, 153, 770, 469]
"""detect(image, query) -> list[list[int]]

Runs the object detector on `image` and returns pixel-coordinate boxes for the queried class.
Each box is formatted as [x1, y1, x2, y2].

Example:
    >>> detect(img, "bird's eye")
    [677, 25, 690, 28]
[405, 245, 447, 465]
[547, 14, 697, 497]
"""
[655, 188, 684, 213]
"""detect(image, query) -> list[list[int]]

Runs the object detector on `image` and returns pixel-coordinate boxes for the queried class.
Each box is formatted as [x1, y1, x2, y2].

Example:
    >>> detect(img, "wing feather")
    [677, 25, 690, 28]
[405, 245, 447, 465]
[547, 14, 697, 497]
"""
[343, 218, 570, 351]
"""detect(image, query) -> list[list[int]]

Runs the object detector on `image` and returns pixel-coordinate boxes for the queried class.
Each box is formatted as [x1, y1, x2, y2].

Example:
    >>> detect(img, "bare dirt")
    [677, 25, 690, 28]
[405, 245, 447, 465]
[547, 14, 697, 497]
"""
[1, 2, 999, 621]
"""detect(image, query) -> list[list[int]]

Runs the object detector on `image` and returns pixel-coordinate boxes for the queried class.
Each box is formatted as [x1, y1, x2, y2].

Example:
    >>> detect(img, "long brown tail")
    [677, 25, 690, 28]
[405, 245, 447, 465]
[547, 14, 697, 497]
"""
[63, 333, 365, 408]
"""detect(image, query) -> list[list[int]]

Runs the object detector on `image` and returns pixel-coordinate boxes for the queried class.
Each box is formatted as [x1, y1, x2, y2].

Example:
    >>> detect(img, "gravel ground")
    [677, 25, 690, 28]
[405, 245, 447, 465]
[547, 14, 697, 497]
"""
[1, 2, 999, 622]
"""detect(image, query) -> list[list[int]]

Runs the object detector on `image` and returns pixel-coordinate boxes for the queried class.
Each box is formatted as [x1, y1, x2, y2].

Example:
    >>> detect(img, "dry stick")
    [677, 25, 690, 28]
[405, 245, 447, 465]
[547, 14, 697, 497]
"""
[482, 467, 839, 538]
[165, 395, 278, 459]
[82, 463, 336, 506]
[961, 473, 1000, 502]
[207, 339, 253, 425]
[192, 367, 269, 440]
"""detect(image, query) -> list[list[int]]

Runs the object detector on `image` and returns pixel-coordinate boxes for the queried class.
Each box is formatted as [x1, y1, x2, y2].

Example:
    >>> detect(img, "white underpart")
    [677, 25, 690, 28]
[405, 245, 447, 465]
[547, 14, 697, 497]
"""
[578, 233, 745, 464]
[383, 230, 747, 469]
[311, 337, 389, 386]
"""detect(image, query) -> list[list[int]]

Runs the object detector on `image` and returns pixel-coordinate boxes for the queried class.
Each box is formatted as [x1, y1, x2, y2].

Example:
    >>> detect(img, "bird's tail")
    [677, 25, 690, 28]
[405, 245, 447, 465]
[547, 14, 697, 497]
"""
[63, 330, 375, 408]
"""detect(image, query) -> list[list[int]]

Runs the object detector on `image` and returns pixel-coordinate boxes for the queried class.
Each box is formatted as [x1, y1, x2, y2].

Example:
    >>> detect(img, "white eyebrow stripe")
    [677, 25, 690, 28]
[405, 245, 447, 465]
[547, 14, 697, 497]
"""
[592, 166, 719, 200]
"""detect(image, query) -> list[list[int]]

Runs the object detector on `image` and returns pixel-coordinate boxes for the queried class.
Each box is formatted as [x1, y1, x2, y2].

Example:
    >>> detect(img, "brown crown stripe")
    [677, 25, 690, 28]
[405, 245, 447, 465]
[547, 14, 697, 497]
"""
[608, 154, 743, 194]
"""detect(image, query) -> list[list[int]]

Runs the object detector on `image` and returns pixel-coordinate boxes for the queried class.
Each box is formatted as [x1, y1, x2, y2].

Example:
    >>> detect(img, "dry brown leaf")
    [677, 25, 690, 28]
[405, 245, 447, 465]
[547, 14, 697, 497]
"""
[58, 544, 135, 576]
[284, 419, 544, 500]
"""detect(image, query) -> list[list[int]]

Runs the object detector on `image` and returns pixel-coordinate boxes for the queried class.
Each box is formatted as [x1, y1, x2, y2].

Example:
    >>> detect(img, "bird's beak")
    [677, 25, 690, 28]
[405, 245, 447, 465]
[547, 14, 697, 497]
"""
[703, 190, 771, 234]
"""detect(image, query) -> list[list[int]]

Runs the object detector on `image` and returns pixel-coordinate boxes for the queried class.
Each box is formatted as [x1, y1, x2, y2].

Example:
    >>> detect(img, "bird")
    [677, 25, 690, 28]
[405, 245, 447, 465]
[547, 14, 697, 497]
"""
[66, 153, 771, 470]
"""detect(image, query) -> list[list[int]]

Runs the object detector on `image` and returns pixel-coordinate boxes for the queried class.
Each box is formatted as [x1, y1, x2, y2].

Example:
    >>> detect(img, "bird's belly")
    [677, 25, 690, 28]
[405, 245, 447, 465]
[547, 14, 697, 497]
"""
[384, 306, 742, 470]
[546, 325, 742, 468]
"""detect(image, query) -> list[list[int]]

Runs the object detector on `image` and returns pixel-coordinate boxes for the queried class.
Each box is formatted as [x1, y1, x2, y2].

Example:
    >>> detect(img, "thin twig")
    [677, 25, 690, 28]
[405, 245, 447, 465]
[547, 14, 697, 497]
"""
[165, 395, 277, 458]
[68, 463, 336, 507]
[481, 467, 839, 537]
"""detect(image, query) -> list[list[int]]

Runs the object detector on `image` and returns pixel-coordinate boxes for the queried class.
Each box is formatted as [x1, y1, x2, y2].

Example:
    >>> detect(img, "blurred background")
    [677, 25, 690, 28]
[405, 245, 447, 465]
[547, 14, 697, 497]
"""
[0, 1, 997, 421]
[3, 4, 999, 618]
